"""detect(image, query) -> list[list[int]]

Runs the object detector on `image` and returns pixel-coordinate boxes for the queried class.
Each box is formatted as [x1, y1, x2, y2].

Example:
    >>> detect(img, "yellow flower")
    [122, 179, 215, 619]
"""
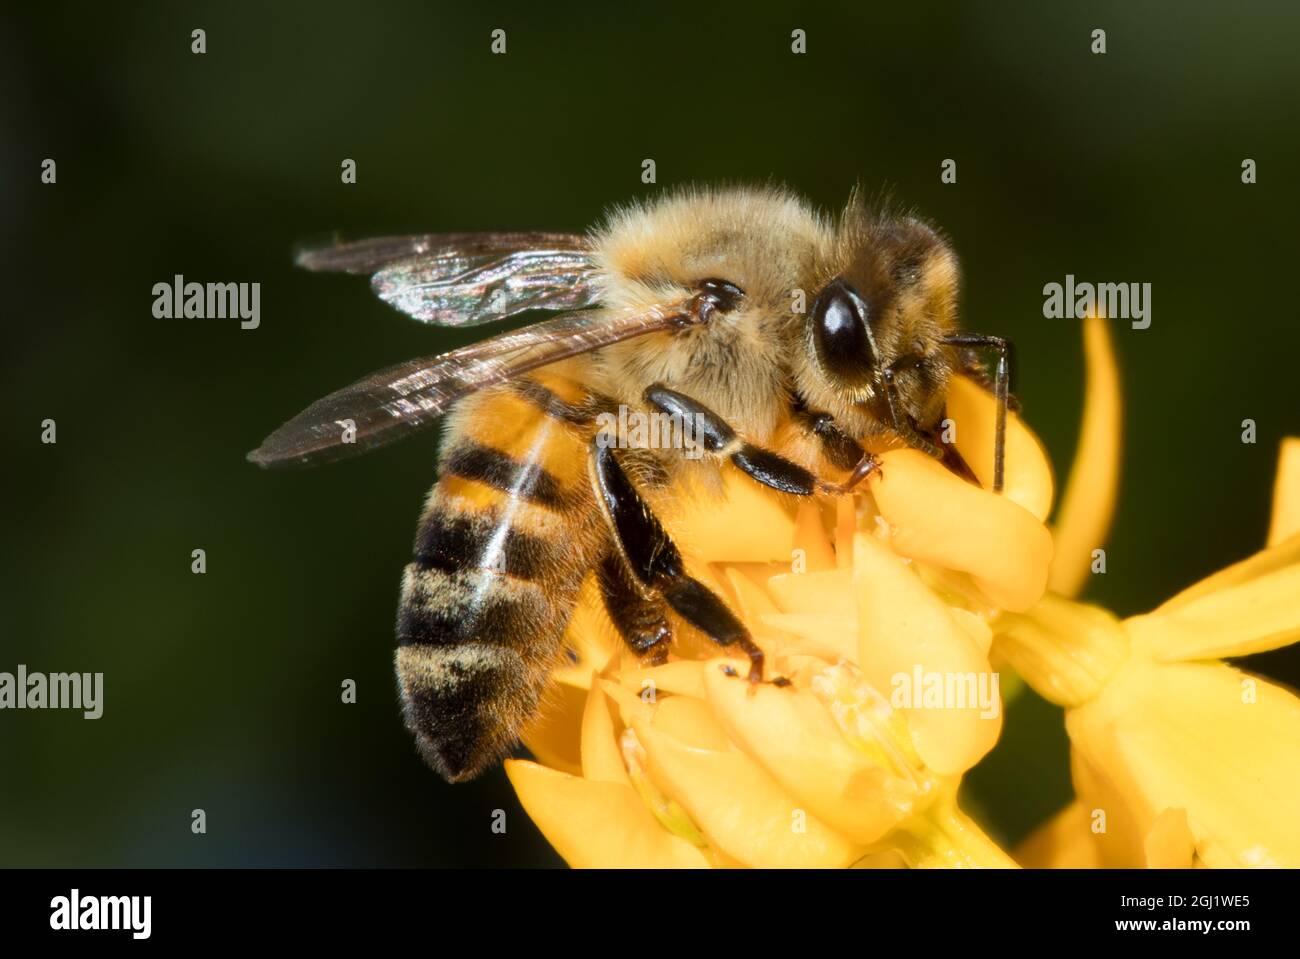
[507, 372, 1056, 868]
[1268, 437, 1300, 548]
[1005, 441, 1300, 868]
[1048, 315, 1122, 599]
[504, 302, 1300, 869]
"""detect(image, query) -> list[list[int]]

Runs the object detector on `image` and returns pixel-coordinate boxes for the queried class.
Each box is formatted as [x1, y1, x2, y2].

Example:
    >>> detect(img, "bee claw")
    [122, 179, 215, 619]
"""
[817, 452, 883, 495]
[721, 658, 767, 689]
[716, 662, 791, 690]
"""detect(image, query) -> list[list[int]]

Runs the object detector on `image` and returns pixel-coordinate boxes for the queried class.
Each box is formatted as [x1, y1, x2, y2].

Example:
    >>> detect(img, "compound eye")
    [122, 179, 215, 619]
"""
[811, 278, 875, 386]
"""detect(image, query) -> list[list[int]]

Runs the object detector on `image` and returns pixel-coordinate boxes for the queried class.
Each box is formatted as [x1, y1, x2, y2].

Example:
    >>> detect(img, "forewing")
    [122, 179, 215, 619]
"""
[247, 301, 693, 469]
[372, 248, 601, 326]
[294, 232, 589, 275]
[294, 231, 601, 327]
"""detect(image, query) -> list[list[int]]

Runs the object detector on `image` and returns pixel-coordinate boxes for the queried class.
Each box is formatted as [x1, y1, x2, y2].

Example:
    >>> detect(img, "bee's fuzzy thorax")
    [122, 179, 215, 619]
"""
[590, 183, 834, 311]
[586, 184, 837, 442]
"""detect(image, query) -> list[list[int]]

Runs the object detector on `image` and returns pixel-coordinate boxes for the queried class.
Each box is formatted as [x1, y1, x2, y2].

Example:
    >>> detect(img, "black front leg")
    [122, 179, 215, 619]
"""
[588, 441, 765, 682]
[881, 355, 944, 460]
[644, 385, 879, 497]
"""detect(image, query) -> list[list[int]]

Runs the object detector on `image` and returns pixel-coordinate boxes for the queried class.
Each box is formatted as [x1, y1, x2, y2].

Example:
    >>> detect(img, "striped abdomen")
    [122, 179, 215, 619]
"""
[395, 372, 600, 782]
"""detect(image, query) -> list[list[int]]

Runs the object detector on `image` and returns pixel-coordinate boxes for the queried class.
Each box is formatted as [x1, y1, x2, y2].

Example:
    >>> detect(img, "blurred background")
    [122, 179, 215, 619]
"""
[2, 0, 1297, 866]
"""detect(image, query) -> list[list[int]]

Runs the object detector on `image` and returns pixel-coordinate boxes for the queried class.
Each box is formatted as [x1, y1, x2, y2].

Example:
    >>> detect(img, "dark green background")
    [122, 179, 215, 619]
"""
[3, 1, 1297, 866]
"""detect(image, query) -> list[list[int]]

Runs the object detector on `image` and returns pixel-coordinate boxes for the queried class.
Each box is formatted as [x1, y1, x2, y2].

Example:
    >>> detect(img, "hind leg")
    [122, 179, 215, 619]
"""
[597, 552, 673, 665]
[587, 440, 765, 682]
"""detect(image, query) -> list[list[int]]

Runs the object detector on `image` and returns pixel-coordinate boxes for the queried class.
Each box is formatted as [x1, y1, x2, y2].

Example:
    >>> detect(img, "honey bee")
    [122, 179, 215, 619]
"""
[249, 186, 1013, 782]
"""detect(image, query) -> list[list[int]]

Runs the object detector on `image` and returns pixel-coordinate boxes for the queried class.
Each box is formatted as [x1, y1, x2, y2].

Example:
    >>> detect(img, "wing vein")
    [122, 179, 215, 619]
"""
[247, 300, 693, 469]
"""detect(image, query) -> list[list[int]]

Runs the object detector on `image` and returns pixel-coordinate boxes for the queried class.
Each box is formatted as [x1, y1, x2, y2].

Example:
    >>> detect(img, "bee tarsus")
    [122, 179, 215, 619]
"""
[816, 452, 883, 495]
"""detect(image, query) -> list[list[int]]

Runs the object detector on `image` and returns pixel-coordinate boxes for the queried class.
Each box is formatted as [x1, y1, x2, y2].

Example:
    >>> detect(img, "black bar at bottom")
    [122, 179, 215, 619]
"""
[0, 868, 1290, 945]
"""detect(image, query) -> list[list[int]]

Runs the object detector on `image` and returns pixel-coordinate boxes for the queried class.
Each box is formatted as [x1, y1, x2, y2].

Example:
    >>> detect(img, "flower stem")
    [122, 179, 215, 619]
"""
[893, 803, 1019, 868]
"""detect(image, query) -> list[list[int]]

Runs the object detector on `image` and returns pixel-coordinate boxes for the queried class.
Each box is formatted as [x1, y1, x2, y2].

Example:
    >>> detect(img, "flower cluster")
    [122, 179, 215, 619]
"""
[506, 316, 1300, 868]
[1011, 442, 1300, 868]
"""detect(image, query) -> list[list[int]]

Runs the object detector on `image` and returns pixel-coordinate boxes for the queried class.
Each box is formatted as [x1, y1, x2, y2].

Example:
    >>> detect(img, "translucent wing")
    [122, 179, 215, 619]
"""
[372, 248, 601, 326]
[247, 300, 694, 469]
[294, 232, 600, 327]
[294, 232, 589, 275]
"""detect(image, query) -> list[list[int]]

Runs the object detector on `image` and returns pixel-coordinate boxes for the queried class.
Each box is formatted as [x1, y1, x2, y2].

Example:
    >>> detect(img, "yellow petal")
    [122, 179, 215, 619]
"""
[950, 607, 994, 656]
[703, 658, 917, 844]
[758, 613, 858, 664]
[552, 580, 621, 690]
[1267, 437, 1300, 547]
[1014, 800, 1103, 869]
[852, 533, 1001, 774]
[1068, 747, 1148, 868]
[793, 500, 837, 571]
[1048, 314, 1122, 599]
[1067, 658, 1300, 867]
[620, 728, 710, 848]
[686, 556, 734, 602]
[946, 374, 1055, 521]
[670, 469, 796, 563]
[767, 568, 856, 617]
[870, 449, 1053, 612]
[650, 695, 733, 751]
[599, 678, 656, 729]
[616, 660, 708, 701]
[1156, 532, 1300, 613]
[634, 719, 863, 867]
[505, 759, 709, 868]
[725, 566, 785, 623]
[520, 681, 587, 776]
[581, 680, 630, 786]
[835, 496, 856, 569]
[1128, 561, 1300, 661]
[993, 593, 1129, 708]
[1144, 807, 1196, 868]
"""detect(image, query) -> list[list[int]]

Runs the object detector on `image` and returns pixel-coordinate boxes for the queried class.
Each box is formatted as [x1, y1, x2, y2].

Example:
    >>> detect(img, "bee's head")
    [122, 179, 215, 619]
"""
[799, 209, 960, 434]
